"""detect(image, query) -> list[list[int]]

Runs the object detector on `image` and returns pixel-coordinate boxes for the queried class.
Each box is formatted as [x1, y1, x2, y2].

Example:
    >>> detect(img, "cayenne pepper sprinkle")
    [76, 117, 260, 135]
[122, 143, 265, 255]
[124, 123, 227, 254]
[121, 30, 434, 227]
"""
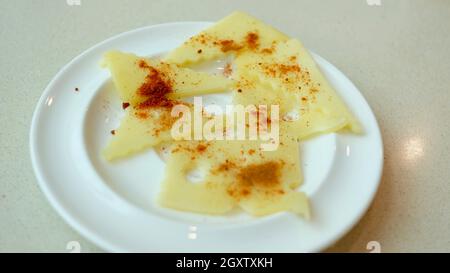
[261, 48, 273, 54]
[135, 111, 149, 119]
[245, 32, 259, 50]
[136, 60, 173, 109]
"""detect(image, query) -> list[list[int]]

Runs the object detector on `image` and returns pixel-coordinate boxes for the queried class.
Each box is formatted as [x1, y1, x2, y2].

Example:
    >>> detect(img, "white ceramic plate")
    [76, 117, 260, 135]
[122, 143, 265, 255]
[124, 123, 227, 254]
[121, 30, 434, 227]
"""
[30, 22, 383, 252]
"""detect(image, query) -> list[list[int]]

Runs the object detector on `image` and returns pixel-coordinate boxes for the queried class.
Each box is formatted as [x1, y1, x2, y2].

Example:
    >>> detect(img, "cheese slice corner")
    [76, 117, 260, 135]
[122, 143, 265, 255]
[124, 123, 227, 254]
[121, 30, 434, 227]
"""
[164, 11, 289, 66]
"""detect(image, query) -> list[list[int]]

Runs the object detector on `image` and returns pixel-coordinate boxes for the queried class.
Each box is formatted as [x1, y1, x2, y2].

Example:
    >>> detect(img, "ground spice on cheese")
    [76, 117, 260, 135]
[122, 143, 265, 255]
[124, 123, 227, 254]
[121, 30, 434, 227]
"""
[135, 111, 149, 119]
[237, 161, 281, 188]
[226, 161, 283, 200]
[196, 143, 208, 153]
[223, 63, 233, 77]
[219, 39, 243, 52]
[214, 159, 237, 173]
[136, 60, 173, 109]
[261, 48, 274, 54]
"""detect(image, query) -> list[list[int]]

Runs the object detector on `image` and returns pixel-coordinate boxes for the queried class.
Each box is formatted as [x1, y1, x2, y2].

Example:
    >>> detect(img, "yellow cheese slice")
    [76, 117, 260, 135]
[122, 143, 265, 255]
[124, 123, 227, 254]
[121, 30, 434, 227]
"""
[234, 39, 362, 139]
[164, 11, 289, 65]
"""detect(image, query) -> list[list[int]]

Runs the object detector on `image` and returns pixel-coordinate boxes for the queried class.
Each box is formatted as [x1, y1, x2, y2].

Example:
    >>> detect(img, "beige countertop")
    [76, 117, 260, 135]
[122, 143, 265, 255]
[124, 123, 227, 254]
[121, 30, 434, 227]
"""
[1, 0, 449, 252]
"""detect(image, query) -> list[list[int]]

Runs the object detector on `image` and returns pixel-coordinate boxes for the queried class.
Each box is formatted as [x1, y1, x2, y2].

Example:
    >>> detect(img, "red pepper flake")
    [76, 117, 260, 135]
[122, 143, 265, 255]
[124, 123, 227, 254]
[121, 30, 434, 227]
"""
[122, 102, 130, 109]
[110, 130, 116, 135]
[136, 60, 174, 110]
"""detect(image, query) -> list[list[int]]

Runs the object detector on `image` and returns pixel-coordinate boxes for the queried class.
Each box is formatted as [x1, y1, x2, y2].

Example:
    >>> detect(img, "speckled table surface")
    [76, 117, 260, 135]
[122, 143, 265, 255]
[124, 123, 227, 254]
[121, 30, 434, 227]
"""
[1, 0, 449, 252]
